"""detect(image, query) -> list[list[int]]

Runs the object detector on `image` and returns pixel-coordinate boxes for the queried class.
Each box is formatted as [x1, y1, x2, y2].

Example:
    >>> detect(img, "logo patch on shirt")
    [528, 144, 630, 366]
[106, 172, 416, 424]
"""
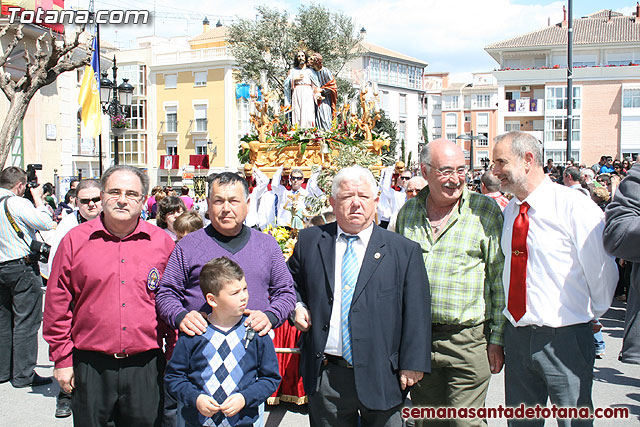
[147, 268, 160, 291]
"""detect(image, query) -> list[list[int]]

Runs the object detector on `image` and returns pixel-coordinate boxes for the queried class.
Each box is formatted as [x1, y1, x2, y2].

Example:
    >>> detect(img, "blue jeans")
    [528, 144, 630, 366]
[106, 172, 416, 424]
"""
[593, 320, 605, 355]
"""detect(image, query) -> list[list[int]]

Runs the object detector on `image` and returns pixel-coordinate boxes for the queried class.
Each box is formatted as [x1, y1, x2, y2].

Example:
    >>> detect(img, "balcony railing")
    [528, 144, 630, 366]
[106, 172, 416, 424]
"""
[154, 47, 230, 65]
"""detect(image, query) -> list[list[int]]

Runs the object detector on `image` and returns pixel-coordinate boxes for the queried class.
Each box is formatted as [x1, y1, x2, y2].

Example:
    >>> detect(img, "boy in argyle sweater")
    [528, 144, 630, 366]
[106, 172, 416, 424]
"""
[165, 257, 280, 426]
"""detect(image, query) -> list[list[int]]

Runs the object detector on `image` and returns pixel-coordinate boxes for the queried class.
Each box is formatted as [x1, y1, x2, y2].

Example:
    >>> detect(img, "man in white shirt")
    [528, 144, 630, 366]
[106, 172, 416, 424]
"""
[0, 167, 55, 388]
[492, 132, 617, 426]
[46, 178, 102, 419]
[377, 165, 410, 229]
[563, 166, 589, 197]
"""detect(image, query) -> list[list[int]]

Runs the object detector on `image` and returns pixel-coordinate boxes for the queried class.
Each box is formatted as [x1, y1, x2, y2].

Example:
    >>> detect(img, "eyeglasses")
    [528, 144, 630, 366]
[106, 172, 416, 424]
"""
[290, 176, 304, 181]
[427, 163, 467, 178]
[102, 189, 143, 202]
[399, 176, 411, 181]
[78, 197, 101, 205]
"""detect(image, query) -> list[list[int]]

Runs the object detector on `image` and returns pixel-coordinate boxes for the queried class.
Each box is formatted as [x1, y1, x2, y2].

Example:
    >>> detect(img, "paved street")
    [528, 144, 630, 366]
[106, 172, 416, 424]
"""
[1, 300, 638, 426]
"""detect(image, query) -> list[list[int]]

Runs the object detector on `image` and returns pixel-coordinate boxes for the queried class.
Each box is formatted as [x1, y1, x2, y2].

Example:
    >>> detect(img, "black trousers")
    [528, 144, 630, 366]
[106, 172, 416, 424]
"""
[72, 349, 165, 427]
[0, 260, 42, 385]
[308, 360, 402, 427]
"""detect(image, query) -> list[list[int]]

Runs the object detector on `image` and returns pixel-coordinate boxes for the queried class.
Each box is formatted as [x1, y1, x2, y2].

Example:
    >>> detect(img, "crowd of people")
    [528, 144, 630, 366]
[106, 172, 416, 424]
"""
[0, 130, 638, 427]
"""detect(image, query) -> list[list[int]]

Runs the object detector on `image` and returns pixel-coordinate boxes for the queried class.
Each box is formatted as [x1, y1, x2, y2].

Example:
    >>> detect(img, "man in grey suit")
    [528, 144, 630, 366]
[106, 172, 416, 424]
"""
[288, 165, 431, 427]
[604, 162, 640, 364]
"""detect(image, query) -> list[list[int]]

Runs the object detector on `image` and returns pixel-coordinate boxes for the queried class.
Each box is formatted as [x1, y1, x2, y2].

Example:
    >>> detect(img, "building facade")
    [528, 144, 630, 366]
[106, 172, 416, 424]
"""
[343, 33, 429, 164]
[440, 73, 499, 169]
[114, 20, 238, 189]
[485, 7, 640, 165]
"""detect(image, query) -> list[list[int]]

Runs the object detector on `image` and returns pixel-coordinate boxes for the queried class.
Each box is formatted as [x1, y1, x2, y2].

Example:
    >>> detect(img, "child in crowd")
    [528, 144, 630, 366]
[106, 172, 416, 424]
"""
[165, 257, 280, 427]
[173, 210, 204, 241]
[306, 211, 335, 227]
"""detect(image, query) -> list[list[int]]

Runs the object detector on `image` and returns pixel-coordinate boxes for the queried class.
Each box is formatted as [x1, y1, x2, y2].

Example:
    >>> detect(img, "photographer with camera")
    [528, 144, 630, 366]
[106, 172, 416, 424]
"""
[0, 166, 55, 388]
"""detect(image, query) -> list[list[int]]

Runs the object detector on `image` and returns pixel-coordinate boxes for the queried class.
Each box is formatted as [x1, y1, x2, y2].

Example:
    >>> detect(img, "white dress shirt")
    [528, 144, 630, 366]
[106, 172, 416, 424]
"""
[0, 188, 55, 262]
[501, 177, 618, 327]
[324, 222, 374, 356]
[377, 166, 406, 222]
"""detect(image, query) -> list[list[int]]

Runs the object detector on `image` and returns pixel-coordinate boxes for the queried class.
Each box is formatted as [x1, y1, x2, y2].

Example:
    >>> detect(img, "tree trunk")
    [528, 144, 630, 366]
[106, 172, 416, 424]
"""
[0, 90, 34, 168]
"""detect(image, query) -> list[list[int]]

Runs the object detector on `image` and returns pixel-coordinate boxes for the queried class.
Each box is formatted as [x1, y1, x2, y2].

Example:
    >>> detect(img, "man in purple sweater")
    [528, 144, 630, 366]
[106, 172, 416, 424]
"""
[156, 172, 296, 338]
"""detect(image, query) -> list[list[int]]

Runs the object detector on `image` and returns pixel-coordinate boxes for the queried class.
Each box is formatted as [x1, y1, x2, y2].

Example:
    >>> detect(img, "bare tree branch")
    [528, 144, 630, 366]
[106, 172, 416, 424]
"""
[0, 23, 92, 168]
[0, 24, 24, 67]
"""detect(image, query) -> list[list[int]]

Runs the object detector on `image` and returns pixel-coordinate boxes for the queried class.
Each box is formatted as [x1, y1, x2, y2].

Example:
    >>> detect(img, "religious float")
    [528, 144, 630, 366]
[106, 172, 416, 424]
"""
[238, 68, 401, 405]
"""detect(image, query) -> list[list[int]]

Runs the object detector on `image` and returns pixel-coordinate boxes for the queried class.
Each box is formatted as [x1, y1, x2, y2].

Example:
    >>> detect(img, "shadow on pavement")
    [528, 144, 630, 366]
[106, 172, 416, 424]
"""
[594, 366, 640, 388]
[26, 381, 59, 398]
[611, 402, 640, 420]
[265, 402, 307, 427]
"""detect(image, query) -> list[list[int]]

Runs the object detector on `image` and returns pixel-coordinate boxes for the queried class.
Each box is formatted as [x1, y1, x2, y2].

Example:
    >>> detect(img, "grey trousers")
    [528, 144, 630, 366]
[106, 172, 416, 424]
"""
[308, 361, 403, 427]
[0, 261, 42, 386]
[504, 322, 595, 427]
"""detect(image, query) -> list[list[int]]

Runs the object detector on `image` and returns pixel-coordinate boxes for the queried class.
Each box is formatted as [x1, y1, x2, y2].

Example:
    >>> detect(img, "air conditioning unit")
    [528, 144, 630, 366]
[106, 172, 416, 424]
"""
[520, 85, 531, 92]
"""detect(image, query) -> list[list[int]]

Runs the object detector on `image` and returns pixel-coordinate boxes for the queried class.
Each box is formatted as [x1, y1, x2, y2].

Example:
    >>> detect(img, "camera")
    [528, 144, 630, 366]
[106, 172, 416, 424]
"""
[29, 239, 51, 264]
[26, 164, 42, 188]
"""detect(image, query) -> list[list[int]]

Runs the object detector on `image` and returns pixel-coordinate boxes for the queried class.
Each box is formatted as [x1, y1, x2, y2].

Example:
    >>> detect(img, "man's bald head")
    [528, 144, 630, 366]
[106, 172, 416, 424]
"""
[405, 176, 427, 200]
[420, 138, 464, 172]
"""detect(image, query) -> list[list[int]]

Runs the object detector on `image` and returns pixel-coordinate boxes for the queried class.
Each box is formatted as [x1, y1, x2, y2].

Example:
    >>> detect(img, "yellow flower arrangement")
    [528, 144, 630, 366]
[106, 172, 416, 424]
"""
[262, 225, 297, 260]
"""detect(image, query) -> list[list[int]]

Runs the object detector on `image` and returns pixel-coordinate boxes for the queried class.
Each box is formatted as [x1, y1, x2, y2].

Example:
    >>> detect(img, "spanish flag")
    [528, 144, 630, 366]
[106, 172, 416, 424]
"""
[78, 36, 101, 139]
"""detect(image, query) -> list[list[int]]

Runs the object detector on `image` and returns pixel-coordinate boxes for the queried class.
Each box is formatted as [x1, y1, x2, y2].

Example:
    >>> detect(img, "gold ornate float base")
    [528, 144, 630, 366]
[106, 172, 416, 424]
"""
[242, 140, 388, 178]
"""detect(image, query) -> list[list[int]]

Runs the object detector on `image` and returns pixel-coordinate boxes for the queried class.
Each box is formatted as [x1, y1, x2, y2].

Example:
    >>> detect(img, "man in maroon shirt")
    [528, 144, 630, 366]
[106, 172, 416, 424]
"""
[43, 165, 175, 427]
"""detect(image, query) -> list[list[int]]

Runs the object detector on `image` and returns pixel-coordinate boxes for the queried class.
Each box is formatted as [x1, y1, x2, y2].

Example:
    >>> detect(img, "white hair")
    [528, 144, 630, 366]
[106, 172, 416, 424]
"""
[581, 168, 595, 180]
[331, 165, 378, 197]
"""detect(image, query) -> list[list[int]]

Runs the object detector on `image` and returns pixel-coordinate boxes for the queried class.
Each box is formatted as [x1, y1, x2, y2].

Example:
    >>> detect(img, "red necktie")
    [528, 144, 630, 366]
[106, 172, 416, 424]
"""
[508, 202, 530, 322]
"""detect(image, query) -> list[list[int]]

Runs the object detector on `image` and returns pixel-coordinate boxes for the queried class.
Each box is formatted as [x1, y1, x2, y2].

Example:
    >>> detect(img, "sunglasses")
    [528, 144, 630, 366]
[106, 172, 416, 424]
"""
[78, 197, 101, 205]
[399, 176, 411, 180]
[290, 176, 304, 181]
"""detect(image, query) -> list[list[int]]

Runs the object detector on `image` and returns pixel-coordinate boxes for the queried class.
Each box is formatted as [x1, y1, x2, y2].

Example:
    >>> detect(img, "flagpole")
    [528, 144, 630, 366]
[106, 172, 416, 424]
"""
[96, 22, 103, 178]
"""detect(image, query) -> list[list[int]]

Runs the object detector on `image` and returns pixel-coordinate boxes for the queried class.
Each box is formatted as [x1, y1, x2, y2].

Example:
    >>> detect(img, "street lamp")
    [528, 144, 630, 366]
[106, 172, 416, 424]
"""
[455, 131, 484, 172]
[100, 56, 134, 165]
[206, 139, 218, 157]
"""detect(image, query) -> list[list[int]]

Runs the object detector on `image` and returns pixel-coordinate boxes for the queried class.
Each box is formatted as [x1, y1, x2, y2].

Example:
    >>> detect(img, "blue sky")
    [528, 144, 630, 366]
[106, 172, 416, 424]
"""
[67, 1, 637, 80]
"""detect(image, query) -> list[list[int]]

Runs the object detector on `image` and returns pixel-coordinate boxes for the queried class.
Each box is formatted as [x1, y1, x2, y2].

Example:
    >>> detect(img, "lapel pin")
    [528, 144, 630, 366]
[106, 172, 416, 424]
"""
[374, 252, 381, 259]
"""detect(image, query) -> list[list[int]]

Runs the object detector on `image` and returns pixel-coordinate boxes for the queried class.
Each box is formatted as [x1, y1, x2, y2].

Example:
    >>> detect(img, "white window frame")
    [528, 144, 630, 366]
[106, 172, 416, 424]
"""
[193, 103, 208, 132]
[194, 71, 207, 87]
[114, 133, 146, 165]
[623, 88, 640, 108]
[505, 120, 520, 132]
[545, 115, 581, 142]
[164, 104, 178, 133]
[398, 120, 406, 142]
[194, 139, 207, 155]
[546, 86, 581, 111]
[164, 73, 177, 89]
[477, 112, 489, 129]
[445, 95, 459, 109]
[399, 94, 407, 115]
[445, 113, 457, 129]
[475, 94, 491, 109]
[166, 139, 177, 156]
